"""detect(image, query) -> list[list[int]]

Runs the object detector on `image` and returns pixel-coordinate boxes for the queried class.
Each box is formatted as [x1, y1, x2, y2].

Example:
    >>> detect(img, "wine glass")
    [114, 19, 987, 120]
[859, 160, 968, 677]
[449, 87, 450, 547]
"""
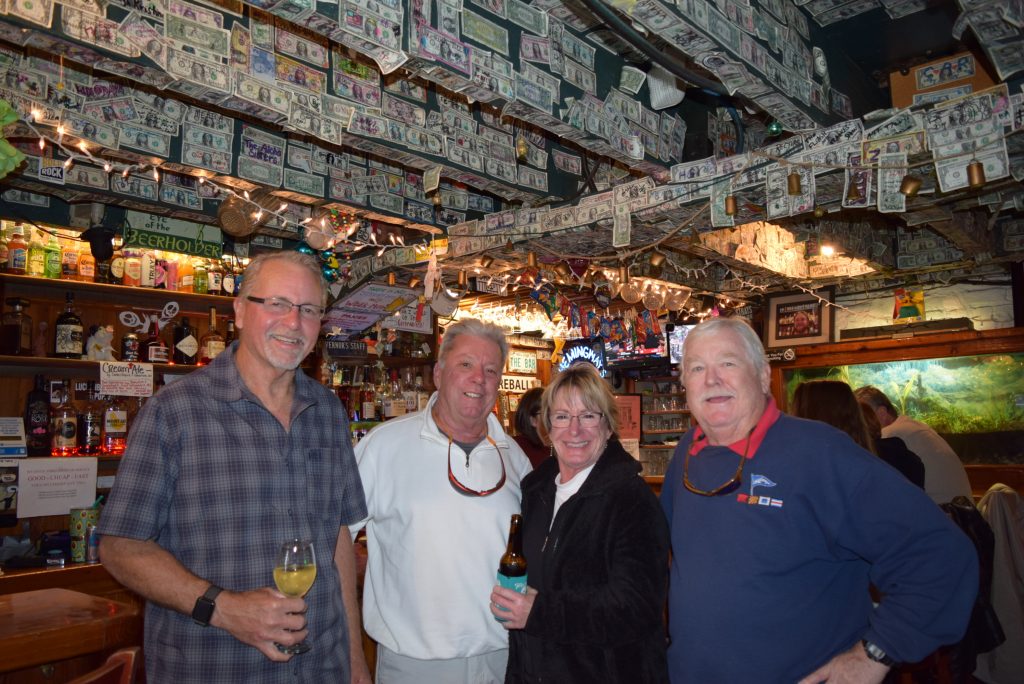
[273, 538, 317, 655]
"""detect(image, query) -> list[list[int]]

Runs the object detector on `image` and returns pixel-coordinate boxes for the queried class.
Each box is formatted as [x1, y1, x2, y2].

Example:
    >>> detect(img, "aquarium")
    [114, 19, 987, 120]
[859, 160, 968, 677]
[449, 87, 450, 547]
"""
[782, 353, 1024, 464]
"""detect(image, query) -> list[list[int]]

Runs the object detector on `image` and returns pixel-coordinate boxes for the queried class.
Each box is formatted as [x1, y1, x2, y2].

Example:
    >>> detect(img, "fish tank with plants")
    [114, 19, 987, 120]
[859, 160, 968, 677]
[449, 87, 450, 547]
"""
[782, 353, 1024, 464]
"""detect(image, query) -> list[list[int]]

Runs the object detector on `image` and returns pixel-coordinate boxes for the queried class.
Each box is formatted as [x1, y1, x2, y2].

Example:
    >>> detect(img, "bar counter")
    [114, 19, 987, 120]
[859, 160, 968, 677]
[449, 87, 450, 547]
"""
[0, 564, 143, 683]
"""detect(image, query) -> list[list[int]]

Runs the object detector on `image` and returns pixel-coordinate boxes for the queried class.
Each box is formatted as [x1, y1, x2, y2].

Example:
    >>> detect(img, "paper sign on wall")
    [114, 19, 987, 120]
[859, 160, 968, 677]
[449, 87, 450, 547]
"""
[17, 457, 97, 518]
[99, 361, 155, 397]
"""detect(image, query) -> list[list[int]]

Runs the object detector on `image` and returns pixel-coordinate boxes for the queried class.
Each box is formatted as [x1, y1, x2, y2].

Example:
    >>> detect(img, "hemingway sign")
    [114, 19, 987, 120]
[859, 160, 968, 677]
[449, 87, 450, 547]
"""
[125, 210, 223, 258]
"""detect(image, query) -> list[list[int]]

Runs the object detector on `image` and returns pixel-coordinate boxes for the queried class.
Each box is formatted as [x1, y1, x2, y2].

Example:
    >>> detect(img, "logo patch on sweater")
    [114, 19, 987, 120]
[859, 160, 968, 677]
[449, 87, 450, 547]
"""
[736, 473, 783, 507]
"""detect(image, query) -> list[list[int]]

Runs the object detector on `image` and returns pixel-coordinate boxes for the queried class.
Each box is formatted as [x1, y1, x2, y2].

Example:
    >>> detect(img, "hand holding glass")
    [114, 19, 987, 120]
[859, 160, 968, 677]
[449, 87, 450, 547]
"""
[273, 538, 316, 655]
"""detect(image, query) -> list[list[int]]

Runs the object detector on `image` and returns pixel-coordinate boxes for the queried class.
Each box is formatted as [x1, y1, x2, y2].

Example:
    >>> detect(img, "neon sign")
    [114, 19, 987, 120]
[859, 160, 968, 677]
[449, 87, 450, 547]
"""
[558, 338, 607, 377]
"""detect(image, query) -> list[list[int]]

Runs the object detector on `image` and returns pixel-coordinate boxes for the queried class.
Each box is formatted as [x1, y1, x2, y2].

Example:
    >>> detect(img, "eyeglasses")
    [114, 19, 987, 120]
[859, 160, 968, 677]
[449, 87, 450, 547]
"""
[447, 435, 507, 497]
[246, 296, 325, 320]
[683, 429, 754, 497]
[549, 411, 604, 429]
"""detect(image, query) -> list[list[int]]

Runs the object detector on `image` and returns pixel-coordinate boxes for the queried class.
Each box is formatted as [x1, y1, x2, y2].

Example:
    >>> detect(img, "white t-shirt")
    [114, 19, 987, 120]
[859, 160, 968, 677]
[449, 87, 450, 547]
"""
[353, 393, 533, 660]
[551, 463, 596, 524]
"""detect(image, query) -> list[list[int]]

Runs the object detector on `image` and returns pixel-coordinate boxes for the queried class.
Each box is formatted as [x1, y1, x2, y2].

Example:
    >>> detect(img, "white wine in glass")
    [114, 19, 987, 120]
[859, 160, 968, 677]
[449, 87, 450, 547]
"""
[274, 538, 316, 655]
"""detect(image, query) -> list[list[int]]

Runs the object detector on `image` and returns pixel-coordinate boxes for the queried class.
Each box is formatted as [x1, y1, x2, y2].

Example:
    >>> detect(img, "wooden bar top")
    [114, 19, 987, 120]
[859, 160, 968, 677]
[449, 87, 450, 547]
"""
[0, 588, 141, 673]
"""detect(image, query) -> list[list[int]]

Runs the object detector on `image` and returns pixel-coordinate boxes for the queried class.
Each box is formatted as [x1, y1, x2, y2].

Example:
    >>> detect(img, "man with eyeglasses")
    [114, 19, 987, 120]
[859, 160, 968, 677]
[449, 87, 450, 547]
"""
[352, 318, 532, 683]
[661, 317, 978, 683]
[100, 252, 371, 683]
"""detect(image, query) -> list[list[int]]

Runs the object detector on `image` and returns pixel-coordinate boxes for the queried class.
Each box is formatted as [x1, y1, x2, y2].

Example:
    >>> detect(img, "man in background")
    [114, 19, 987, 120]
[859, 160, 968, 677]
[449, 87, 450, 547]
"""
[100, 252, 370, 683]
[855, 385, 973, 503]
[353, 318, 532, 683]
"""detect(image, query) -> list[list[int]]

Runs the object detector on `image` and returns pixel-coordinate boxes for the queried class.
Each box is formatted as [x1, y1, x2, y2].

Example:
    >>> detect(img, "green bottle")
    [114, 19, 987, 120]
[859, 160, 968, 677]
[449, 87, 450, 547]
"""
[26, 229, 46, 277]
[44, 233, 62, 279]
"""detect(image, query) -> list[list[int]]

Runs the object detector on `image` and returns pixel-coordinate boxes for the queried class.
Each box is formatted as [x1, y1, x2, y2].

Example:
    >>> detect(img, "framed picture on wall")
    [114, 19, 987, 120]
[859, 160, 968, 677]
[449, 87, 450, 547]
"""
[765, 289, 834, 348]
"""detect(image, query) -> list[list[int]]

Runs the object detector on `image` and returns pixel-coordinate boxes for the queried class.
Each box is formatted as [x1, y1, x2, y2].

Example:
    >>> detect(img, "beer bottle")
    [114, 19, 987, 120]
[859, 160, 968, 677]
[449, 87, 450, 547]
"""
[495, 513, 528, 621]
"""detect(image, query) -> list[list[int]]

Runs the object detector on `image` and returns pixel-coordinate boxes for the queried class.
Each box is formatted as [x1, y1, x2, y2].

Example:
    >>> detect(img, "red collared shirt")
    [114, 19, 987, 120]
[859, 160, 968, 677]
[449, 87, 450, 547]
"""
[688, 397, 781, 457]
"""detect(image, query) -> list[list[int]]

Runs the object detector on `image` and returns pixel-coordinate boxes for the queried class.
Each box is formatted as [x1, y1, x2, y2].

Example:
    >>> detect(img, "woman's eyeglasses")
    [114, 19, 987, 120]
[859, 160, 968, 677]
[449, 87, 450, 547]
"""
[683, 429, 754, 497]
[549, 412, 603, 429]
[447, 436, 507, 497]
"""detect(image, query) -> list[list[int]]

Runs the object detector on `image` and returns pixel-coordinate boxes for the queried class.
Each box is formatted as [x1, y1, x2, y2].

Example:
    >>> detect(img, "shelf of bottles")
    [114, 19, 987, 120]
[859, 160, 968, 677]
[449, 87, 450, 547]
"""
[327, 362, 434, 446]
[638, 377, 690, 477]
[24, 376, 141, 462]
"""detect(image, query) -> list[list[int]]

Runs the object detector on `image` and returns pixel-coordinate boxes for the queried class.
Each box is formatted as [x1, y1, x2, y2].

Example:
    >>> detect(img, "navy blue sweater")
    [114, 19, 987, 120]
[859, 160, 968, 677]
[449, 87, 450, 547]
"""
[661, 414, 978, 682]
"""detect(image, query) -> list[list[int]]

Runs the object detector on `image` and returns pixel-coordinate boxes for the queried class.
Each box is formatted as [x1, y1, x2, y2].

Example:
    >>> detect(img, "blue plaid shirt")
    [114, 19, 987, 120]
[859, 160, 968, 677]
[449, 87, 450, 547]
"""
[99, 343, 366, 683]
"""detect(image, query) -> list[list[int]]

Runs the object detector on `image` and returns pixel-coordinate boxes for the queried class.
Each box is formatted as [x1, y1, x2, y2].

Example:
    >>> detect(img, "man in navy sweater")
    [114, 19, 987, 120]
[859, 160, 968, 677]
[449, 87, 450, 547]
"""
[661, 317, 978, 683]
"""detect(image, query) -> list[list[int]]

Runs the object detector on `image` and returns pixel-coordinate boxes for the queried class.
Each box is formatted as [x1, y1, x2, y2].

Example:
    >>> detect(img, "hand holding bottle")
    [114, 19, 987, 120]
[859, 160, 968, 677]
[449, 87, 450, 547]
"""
[490, 585, 538, 630]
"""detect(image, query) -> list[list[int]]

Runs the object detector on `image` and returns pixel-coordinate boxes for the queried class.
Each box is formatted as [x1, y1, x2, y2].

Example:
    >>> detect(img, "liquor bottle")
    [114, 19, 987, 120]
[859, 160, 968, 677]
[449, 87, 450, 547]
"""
[177, 258, 194, 293]
[374, 364, 387, 420]
[142, 320, 170, 363]
[224, 319, 236, 347]
[221, 258, 236, 296]
[198, 307, 225, 365]
[108, 245, 125, 284]
[389, 369, 406, 418]
[140, 250, 156, 288]
[1, 297, 32, 355]
[415, 374, 430, 411]
[403, 368, 418, 414]
[26, 229, 46, 277]
[43, 233, 62, 279]
[360, 365, 377, 421]
[51, 380, 78, 457]
[76, 248, 96, 283]
[24, 374, 51, 456]
[207, 259, 224, 295]
[173, 317, 198, 364]
[122, 248, 142, 287]
[101, 393, 129, 456]
[54, 292, 84, 359]
[61, 237, 80, 279]
[77, 383, 103, 456]
[0, 226, 8, 272]
[193, 260, 209, 294]
[495, 514, 528, 621]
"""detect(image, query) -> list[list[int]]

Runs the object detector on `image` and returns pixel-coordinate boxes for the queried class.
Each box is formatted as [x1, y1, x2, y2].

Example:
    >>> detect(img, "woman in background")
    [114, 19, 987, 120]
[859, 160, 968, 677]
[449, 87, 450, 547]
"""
[791, 379, 925, 487]
[492, 363, 669, 682]
[513, 387, 549, 468]
[860, 403, 926, 488]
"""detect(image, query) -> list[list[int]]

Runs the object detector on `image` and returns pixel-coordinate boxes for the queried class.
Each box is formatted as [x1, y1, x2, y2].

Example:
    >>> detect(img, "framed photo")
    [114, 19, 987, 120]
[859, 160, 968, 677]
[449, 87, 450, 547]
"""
[765, 289, 833, 348]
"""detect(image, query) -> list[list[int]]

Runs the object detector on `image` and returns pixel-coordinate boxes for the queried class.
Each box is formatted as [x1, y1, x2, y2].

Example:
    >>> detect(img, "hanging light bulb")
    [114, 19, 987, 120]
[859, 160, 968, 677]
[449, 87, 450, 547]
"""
[553, 261, 571, 278]
[122, 167, 130, 178]
[432, 191, 442, 207]
[152, 167, 160, 182]
[899, 175, 922, 197]
[479, 255, 494, 268]
[279, 202, 288, 212]
[649, 252, 666, 268]
[38, 138, 45, 150]
[724, 195, 737, 216]
[813, 206, 826, 218]
[665, 288, 692, 311]
[967, 160, 986, 188]
[515, 136, 529, 162]
[408, 276, 422, 288]
[642, 286, 666, 311]
[103, 162, 112, 173]
[820, 244, 835, 257]
[767, 120, 783, 136]
[619, 279, 643, 304]
[63, 157, 73, 170]
[387, 272, 396, 286]
[78, 141, 88, 154]
[787, 170, 802, 195]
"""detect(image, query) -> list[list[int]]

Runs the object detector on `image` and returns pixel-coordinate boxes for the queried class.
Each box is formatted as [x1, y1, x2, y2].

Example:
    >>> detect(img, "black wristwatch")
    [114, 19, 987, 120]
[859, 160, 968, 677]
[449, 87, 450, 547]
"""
[191, 585, 223, 626]
[862, 639, 897, 667]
